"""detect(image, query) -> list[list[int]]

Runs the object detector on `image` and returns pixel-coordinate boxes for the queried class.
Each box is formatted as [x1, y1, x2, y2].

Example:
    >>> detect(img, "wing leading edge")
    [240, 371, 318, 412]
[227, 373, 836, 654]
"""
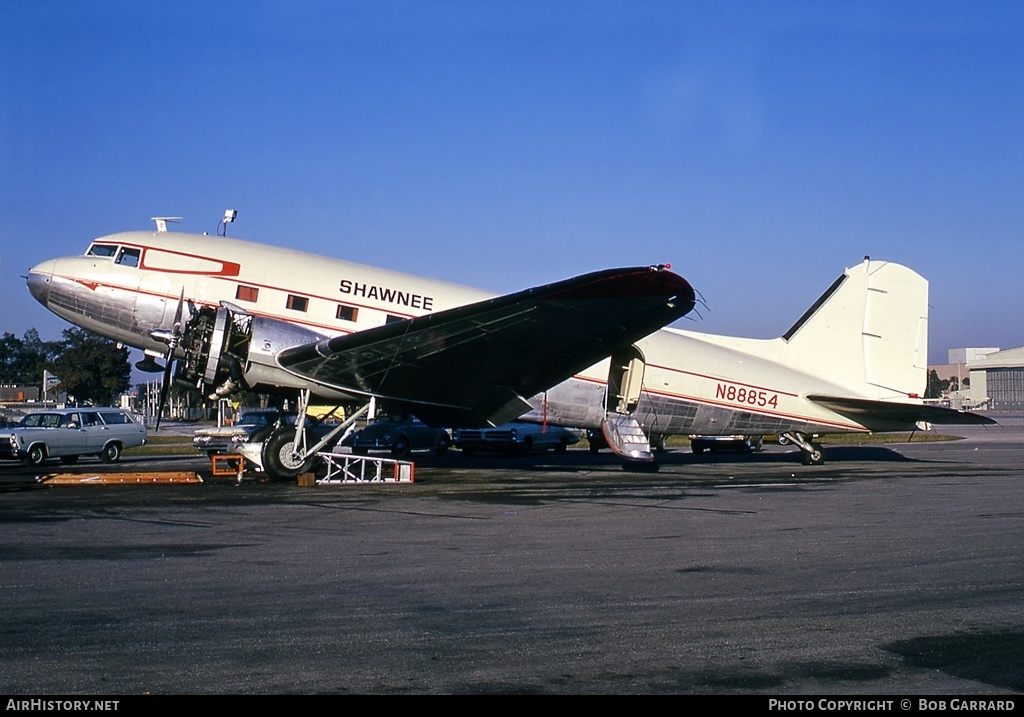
[278, 265, 695, 426]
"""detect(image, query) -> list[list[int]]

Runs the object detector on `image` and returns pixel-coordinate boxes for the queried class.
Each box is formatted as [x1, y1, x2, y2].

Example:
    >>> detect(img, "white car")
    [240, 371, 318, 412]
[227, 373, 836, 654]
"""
[689, 435, 763, 454]
[1, 408, 147, 466]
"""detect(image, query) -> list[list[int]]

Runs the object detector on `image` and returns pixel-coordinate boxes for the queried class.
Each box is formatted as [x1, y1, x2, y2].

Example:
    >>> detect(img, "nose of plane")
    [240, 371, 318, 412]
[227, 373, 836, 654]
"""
[26, 258, 56, 306]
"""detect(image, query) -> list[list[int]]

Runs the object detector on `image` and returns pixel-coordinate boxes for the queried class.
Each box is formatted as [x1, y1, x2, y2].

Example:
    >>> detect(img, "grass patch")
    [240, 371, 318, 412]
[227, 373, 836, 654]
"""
[124, 435, 197, 457]
[659, 432, 962, 449]
[817, 432, 963, 445]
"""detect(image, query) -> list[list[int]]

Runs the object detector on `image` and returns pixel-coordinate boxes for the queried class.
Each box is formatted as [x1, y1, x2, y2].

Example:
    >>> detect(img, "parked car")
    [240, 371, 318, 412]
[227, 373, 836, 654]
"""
[343, 417, 451, 459]
[689, 435, 763, 454]
[454, 422, 582, 456]
[0, 408, 147, 466]
[193, 409, 293, 455]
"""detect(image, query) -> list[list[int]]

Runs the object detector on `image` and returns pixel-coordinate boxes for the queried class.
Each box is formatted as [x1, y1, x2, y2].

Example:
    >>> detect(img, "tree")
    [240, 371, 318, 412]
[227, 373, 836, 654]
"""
[924, 369, 948, 399]
[0, 329, 59, 386]
[50, 327, 131, 405]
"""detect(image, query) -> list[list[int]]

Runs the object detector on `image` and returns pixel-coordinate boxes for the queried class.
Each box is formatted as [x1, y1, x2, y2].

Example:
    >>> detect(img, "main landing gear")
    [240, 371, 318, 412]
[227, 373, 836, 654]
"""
[260, 390, 373, 481]
[780, 432, 827, 465]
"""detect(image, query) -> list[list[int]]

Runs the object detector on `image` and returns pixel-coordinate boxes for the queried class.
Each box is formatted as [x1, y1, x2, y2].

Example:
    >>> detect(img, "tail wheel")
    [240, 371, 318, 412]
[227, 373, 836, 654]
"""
[262, 427, 318, 481]
[801, 442, 826, 465]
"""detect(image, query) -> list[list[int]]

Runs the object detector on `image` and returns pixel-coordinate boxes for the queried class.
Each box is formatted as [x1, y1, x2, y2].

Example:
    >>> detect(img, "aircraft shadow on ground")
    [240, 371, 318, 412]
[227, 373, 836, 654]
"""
[884, 629, 1024, 692]
[415, 444, 919, 471]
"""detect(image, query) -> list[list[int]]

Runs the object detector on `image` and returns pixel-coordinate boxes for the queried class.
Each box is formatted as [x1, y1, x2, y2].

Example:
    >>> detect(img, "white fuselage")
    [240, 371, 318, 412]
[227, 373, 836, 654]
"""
[29, 231, 928, 437]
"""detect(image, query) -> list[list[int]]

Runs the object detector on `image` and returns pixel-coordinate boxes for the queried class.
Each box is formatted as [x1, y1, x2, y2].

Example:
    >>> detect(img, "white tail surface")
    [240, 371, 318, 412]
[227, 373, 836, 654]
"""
[782, 260, 928, 398]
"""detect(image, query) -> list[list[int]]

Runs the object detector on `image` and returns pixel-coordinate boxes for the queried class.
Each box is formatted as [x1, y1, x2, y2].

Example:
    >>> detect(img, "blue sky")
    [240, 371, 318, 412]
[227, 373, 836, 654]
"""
[2, 1, 1022, 365]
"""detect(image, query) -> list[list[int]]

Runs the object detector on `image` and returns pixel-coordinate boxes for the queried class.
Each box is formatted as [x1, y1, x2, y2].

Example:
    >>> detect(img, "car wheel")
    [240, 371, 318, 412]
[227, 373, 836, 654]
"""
[435, 434, 450, 456]
[391, 435, 411, 459]
[24, 444, 47, 466]
[60, 455, 79, 465]
[101, 442, 122, 464]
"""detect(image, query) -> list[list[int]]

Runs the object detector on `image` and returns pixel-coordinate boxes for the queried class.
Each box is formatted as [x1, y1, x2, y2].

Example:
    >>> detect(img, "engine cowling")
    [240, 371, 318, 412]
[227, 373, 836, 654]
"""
[174, 305, 330, 399]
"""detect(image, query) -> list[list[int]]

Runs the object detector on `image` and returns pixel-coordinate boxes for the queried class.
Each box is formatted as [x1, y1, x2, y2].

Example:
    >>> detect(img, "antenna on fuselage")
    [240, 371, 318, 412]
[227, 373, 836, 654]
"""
[218, 209, 237, 236]
[151, 217, 182, 232]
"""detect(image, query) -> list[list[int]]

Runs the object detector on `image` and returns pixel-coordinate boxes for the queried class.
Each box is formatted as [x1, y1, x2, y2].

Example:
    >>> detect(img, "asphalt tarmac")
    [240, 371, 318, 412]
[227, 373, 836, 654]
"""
[1, 416, 1021, 695]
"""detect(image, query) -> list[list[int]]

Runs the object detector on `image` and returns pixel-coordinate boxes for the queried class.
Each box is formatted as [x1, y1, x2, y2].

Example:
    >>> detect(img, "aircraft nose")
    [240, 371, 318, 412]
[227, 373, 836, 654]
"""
[26, 258, 55, 306]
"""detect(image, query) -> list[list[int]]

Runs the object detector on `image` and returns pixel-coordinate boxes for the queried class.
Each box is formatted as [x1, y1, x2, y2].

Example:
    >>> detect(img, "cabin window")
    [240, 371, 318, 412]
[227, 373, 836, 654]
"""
[385, 314, 404, 325]
[286, 295, 309, 312]
[336, 304, 358, 322]
[236, 285, 260, 303]
[87, 243, 118, 258]
[115, 247, 140, 267]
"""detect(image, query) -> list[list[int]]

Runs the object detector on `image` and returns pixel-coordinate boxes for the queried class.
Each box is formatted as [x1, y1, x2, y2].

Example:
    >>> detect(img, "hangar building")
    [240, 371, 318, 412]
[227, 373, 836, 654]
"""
[969, 346, 1024, 410]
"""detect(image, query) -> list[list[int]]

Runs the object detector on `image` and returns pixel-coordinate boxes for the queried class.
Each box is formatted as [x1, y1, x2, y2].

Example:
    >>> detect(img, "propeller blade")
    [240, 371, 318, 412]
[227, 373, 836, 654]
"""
[155, 357, 173, 431]
[154, 289, 186, 432]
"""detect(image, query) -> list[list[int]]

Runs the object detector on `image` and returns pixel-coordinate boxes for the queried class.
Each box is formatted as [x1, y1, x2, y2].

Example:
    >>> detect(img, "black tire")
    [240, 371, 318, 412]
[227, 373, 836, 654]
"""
[391, 435, 411, 459]
[554, 439, 568, 454]
[262, 428, 317, 481]
[801, 442, 826, 466]
[435, 433, 450, 456]
[101, 442, 122, 464]
[60, 455, 79, 465]
[691, 443, 706, 454]
[24, 444, 47, 467]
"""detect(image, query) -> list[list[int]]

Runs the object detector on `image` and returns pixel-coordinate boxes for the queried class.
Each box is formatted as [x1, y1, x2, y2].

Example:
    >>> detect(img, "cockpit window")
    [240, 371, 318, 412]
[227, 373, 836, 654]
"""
[87, 243, 118, 258]
[116, 247, 141, 267]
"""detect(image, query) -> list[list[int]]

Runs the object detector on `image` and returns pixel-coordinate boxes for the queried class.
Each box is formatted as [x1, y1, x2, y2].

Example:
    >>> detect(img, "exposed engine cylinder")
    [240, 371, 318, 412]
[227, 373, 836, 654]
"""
[174, 305, 328, 398]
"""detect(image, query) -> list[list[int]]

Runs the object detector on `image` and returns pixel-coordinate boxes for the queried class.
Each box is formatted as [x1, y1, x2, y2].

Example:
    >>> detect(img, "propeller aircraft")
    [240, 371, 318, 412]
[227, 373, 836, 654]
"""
[26, 217, 993, 479]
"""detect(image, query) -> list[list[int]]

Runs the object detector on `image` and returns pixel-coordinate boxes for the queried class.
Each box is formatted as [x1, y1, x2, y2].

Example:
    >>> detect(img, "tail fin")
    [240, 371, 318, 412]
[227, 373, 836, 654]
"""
[782, 260, 929, 399]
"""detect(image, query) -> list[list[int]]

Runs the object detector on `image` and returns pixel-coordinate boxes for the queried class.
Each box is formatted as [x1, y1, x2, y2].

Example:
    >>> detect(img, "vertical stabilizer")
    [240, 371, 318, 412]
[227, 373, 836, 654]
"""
[782, 260, 928, 398]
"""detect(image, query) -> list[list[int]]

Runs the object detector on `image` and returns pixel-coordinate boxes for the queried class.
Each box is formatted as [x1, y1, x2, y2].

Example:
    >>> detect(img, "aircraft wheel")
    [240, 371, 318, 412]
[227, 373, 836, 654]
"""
[801, 442, 826, 465]
[262, 428, 317, 480]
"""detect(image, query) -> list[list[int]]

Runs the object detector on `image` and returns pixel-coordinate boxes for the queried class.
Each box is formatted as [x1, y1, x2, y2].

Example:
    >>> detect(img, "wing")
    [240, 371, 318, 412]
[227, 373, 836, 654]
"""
[278, 265, 694, 426]
[808, 395, 997, 429]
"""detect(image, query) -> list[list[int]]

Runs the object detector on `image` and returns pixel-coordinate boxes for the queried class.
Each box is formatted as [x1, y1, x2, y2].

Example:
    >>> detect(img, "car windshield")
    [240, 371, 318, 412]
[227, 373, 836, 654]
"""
[238, 414, 271, 427]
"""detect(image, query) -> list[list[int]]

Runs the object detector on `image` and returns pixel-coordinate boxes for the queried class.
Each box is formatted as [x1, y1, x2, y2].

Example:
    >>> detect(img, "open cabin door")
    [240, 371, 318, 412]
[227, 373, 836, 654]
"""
[601, 345, 654, 461]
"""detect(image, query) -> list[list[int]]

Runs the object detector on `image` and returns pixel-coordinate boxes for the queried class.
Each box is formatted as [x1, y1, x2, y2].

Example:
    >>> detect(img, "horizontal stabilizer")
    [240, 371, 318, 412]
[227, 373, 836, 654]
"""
[808, 395, 997, 426]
